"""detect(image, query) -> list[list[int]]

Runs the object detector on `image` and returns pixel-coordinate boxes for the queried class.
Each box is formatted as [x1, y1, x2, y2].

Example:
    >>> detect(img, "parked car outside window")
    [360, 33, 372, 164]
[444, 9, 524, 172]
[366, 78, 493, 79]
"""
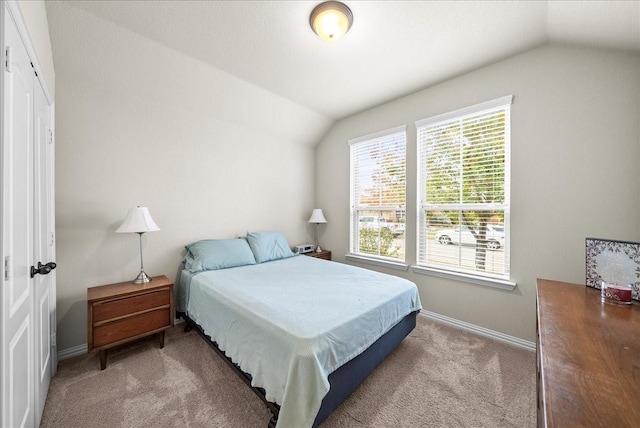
[359, 216, 405, 236]
[435, 224, 504, 250]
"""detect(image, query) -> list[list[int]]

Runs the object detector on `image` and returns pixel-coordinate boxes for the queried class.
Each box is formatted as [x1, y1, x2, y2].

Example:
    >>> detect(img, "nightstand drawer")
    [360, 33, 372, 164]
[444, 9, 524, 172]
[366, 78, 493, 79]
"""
[87, 275, 174, 369]
[304, 250, 331, 260]
[93, 308, 170, 348]
[92, 289, 170, 323]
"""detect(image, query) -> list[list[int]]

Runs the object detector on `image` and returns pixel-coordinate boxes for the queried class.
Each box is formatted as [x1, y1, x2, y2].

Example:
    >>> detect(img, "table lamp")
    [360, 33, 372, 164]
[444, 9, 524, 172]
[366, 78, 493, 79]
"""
[116, 206, 160, 284]
[308, 208, 327, 252]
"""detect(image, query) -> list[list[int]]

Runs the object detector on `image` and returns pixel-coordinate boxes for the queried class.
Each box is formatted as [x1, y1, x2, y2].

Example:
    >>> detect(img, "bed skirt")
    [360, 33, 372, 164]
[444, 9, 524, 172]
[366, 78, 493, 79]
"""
[179, 310, 418, 427]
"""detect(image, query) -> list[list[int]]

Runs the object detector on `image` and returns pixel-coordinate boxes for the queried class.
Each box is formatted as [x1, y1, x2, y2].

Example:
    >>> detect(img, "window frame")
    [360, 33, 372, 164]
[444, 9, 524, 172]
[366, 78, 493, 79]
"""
[414, 96, 515, 288]
[348, 125, 407, 266]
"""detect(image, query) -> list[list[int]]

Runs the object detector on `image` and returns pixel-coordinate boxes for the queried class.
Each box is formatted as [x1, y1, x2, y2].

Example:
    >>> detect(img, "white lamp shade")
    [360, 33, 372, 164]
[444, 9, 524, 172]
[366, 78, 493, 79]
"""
[116, 207, 160, 233]
[308, 208, 327, 224]
[310, 1, 353, 42]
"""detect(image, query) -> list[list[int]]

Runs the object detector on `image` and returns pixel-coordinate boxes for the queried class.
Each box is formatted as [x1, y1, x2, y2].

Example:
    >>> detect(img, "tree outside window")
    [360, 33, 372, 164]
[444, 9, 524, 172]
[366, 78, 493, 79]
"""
[349, 127, 406, 261]
[417, 96, 512, 279]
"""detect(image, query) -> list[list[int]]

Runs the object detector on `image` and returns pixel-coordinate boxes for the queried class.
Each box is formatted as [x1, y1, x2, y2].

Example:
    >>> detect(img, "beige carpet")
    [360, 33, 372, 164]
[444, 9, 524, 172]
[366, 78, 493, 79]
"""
[41, 314, 536, 427]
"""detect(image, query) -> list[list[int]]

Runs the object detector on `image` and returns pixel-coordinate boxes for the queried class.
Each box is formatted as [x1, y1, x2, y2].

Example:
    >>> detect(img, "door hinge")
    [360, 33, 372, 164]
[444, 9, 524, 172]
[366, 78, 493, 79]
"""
[50, 333, 56, 347]
[48, 129, 54, 145]
[50, 232, 55, 246]
[4, 256, 11, 281]
[5, 46, 11, 72]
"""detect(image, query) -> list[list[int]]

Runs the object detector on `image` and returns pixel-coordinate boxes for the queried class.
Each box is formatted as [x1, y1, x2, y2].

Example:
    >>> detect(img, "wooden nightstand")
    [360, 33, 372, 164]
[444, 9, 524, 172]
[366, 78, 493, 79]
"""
[87, 275, 174, 369]
[304, 250, 331, 261]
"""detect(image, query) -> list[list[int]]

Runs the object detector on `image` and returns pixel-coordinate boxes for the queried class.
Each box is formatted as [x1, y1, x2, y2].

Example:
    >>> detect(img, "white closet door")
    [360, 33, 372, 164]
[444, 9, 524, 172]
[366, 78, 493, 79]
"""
[33, 78, 53, 426]
[2, 7, 35, 428]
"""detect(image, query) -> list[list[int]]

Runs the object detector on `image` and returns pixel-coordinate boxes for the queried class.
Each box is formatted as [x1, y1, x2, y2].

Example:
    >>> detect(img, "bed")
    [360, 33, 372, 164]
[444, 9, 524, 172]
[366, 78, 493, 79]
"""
[177, 233, 422, 427]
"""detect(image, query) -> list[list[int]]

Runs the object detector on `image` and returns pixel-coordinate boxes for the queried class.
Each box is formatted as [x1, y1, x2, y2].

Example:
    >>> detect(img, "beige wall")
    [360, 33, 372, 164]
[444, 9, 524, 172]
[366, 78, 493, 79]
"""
[46, 0, 640, 350]
[47, 3, 332, 351]
[16, 0, 54, 95]
[316, 45, 640, 342]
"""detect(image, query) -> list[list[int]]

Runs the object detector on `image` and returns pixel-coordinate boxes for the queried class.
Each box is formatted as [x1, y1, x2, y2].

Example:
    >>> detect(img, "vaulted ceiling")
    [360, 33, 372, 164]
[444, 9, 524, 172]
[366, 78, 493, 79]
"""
[49, 1, 640, 120]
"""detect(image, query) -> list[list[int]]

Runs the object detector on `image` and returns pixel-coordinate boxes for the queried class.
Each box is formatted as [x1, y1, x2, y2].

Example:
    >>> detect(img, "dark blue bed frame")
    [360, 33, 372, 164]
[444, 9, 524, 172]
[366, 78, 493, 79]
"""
[180, 310, 418, 427]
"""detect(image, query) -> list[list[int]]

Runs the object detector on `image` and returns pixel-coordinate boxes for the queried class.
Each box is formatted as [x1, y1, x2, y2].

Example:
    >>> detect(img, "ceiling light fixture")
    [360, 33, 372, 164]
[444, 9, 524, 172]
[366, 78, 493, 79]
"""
[309, 1, 353, 42]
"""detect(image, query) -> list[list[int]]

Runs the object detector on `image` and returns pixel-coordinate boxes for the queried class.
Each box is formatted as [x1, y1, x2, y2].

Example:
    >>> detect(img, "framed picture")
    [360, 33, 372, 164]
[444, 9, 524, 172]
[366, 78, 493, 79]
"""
[585, 237, 640, 301]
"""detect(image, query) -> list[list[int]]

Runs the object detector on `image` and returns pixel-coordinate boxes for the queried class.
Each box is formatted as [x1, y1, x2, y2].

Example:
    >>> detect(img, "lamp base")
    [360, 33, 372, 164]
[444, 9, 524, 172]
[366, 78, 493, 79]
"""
[132, 270, 152, 284]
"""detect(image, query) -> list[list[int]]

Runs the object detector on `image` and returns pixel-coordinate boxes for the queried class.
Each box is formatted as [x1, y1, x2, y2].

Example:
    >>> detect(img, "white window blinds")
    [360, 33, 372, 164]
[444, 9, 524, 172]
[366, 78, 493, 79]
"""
[416, 96, 512, 279]
[349, 126, 406, 261]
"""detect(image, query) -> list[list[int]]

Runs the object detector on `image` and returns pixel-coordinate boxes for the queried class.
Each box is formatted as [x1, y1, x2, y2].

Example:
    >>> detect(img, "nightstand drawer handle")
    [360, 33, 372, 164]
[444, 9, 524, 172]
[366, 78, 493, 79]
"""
[30, 261, 56, 278]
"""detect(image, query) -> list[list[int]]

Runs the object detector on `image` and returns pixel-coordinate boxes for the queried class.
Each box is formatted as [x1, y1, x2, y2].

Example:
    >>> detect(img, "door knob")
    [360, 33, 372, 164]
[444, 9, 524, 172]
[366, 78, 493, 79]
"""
[30, 261, 56, 278]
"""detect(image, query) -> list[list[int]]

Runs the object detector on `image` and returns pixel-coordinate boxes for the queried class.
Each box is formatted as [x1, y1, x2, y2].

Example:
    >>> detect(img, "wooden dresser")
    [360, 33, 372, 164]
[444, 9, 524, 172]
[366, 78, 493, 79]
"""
[536, 279, 640, 427]
[87, 275, 174, 369]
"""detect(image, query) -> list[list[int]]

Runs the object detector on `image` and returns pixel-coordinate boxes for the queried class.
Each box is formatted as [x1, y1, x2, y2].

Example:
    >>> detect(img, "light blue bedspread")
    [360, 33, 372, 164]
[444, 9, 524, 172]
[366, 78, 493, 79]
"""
[184, 255, 422, 428]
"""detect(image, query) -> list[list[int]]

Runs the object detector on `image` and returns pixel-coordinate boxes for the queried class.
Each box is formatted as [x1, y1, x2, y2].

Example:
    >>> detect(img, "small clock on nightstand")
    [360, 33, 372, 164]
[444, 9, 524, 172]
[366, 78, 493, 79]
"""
[303, 250, 331, 261]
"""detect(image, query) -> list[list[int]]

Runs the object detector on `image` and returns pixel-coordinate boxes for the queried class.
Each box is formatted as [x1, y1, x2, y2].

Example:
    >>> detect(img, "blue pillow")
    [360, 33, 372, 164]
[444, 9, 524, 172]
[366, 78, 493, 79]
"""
[245, 232, 295, 263]
[184, 238, 256, 273]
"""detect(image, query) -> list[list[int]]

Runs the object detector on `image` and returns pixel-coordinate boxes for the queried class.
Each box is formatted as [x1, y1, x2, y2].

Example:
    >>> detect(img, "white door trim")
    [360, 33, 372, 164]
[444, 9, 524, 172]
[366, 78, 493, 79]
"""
[5, 0, 53, 105]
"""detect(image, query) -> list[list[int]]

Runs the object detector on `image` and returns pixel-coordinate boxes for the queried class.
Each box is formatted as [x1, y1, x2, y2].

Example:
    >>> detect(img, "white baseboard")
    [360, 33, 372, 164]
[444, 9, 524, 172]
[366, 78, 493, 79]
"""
[420, 310, 536, 352]
[57, 317, 185, 361]
[59, 314, 533, 361]
[57, 343, 88, 361]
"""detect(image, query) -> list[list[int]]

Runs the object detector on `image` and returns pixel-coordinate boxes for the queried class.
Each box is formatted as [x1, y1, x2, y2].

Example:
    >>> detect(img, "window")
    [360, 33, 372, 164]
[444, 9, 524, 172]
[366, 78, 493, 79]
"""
[416, 96, 512, 280]
[349, 126, 406, 262]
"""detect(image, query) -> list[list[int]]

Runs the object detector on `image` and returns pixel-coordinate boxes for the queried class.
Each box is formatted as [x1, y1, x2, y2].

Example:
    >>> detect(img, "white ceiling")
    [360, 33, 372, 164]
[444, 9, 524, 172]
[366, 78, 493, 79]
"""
[53, 0, 640, 120]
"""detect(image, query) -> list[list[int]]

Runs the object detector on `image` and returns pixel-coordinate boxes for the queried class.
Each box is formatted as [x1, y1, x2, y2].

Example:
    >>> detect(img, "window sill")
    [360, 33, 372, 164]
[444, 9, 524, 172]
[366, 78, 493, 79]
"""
[346, 254, 409, 271]
[411, 265, 516, 291]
